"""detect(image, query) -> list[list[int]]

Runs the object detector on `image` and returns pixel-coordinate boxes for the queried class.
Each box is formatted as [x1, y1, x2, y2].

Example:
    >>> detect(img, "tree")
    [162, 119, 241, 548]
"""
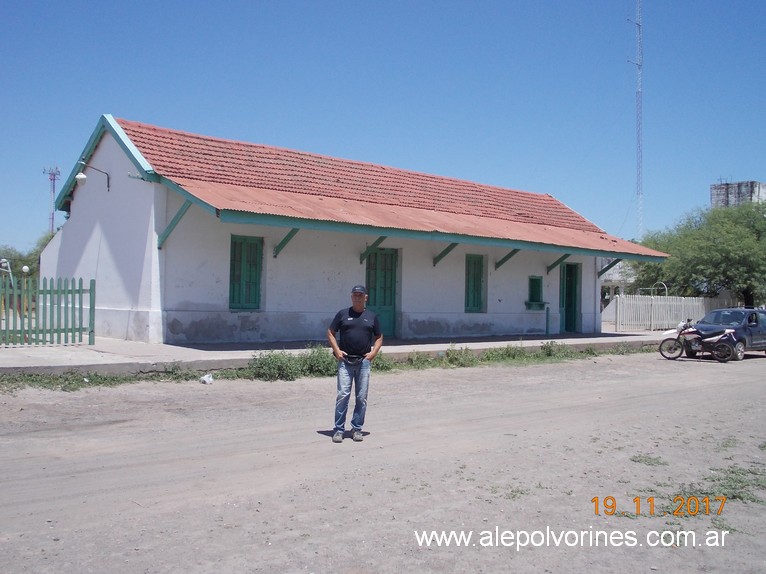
[629, 202, 766, 307]
[0, 231, 54, 280]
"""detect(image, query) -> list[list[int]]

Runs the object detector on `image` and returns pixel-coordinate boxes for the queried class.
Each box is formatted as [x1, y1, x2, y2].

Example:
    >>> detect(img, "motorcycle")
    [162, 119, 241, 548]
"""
[658, 319, 736, 363]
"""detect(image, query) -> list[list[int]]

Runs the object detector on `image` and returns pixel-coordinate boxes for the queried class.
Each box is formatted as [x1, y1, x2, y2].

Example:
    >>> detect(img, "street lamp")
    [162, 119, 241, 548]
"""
[75, 161, 111, 192]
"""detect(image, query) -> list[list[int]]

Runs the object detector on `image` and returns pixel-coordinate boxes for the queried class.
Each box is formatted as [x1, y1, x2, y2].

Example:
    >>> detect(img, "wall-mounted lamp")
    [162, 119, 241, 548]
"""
[75, 161, 111, 192]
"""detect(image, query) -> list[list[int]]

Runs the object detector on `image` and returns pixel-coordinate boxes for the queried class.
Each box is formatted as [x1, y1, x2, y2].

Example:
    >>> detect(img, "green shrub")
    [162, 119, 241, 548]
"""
[445, 345, 479, 367]
[407, 351, 435, 369]
[538, 341, 576, 359]
[372, 351, 395, 371]
[247, 351, 303, 381]
[302, 344, 338, 377]
[481, 345, 528, 362]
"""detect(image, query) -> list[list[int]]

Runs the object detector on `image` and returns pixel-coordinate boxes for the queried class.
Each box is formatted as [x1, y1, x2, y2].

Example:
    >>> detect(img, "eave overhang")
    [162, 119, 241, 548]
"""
[55, 114, 158, 212]
[170, 177, 666, 262]
[214, 209, 665, 262]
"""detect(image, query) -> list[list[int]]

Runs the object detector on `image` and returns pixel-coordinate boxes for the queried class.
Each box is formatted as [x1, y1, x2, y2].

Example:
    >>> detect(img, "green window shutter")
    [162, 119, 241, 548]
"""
[525, 275, 545, 310]
[465, 254, 484, 313]
[528, 276, 543, 302]
[230, 236, 263, 309]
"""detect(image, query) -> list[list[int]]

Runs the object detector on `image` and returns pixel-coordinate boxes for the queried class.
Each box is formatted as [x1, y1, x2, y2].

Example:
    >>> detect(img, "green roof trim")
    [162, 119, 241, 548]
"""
[598, 258, 624, 277]
[359, 236, 387, 264]
[273, 228, 300, 258]
[217, 210, 666, 263]
[494, 249, 520, 270]
[546, 254, 571, 274]
[158, 199, 192, 250]
[56, 114, 157, 211]
[156, 175, 218, 216]
[433, 243, 459, 266]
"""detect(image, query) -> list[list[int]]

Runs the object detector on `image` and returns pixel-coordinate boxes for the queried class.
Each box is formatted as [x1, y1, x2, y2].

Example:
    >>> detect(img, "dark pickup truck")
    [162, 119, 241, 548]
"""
[695, 308, 766, 360]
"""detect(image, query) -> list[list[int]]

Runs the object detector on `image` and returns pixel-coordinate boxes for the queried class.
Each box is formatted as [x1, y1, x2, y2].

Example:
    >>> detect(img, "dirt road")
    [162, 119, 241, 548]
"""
[1, 353, 764, 573]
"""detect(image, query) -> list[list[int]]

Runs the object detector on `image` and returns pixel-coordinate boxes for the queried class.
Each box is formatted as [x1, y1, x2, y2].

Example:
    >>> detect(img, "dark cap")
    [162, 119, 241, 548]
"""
[351, 284, 368, 295]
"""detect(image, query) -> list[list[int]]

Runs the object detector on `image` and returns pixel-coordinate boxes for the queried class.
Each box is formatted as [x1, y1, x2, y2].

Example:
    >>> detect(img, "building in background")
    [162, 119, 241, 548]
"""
[710, 181, 765, 208]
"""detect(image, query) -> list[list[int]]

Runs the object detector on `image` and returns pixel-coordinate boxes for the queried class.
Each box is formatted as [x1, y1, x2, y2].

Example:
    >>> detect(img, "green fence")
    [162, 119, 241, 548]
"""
[0, 277, 95, 346]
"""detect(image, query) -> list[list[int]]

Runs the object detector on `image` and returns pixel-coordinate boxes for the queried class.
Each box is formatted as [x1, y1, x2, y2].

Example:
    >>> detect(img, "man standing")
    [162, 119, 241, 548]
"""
[327, 284, 383, 443]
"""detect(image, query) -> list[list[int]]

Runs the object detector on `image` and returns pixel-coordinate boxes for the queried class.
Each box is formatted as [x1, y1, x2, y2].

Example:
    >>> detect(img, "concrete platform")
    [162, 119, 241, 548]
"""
[0, 330, 663, 375]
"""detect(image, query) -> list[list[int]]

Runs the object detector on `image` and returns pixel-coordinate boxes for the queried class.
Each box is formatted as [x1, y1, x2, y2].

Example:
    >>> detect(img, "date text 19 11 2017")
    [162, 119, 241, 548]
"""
[591, 496, 727, 516]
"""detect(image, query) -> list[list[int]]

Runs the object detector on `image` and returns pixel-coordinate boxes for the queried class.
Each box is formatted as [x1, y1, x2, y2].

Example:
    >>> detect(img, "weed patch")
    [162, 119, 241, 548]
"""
[445, 345, 479, 367]
[703, 464, 766, 503]
[716, 436, 739, 451]
[537, 341, 577, 359]
[246, 351, 304, 381]
[371, 352, 395, 372]
[301, 344, 338, 377]
[0, 366, 199, 393]
[630, 454, 668, 466]
[1, 336, 660, 392]
[480, 345, 528, 362]
[406, 351, 436, 369]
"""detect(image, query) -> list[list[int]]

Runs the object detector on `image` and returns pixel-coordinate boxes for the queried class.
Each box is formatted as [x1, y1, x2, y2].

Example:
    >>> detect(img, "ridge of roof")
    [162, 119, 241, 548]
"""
[115, 118, 604, 234]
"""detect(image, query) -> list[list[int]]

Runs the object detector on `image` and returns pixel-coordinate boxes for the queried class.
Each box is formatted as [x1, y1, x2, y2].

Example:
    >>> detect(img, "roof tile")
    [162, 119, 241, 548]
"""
[118, 118, 600, 232]
[114, 118, 665, 259]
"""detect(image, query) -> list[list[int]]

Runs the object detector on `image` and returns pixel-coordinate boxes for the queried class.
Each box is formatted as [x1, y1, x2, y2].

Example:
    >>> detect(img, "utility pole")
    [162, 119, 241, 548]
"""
[629, 0, 643, 239]
[43, 166, 60, 234]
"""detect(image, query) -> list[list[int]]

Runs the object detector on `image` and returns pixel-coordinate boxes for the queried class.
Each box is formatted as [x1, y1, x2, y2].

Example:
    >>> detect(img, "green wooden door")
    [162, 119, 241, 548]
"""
[559, 263, 581, 333]
[365, 248, 397, 337]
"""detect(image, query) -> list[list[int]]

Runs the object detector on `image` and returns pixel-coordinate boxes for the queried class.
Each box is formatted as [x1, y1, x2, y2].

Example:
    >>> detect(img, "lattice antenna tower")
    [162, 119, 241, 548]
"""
[43, 166, 60, 233]
[629, 0, 643, 238]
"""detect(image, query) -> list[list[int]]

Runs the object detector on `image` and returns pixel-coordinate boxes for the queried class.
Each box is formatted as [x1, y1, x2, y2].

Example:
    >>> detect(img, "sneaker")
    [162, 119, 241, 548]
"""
[352, 429, 363, 442]
[332, 430, 344, 443]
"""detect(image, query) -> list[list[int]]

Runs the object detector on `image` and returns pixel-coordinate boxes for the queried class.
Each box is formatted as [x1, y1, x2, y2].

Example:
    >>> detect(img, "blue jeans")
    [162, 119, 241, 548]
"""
[334, 358, 371, 432]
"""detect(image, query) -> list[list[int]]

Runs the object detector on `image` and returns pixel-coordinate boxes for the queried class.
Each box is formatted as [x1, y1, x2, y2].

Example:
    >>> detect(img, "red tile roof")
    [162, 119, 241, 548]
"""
[115, 118, 665, 259]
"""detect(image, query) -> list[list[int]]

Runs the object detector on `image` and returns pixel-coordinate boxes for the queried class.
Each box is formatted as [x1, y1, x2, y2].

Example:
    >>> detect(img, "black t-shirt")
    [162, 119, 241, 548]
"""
[329, 307, 381, 356]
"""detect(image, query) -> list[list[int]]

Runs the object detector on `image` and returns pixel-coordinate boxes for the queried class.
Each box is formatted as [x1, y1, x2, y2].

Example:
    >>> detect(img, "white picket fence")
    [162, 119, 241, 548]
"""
[604, 294, 738, 332]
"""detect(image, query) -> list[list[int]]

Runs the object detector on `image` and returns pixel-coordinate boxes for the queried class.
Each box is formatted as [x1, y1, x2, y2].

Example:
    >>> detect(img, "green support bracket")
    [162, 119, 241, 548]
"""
[433, 243, 459, 266]
[494, 249, 520, 270]
[158, 199, 192, 249]
[359, 236, 387, 264]
[273, 228, 300, 258]
[598, 258, 623, 278]
[546, 254, 571, 274]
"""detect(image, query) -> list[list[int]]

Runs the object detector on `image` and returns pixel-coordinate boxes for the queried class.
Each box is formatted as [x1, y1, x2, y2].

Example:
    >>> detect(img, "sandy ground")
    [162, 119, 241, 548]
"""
[1, 352, 765, 574]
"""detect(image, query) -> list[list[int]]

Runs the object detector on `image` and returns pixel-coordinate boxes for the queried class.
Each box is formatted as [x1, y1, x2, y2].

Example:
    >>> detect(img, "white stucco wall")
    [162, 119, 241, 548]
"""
[396, 240, 562, 338]
[159, 202, 602, 344]
[159, 196, 388, 343]
[40, 134, 163, 342]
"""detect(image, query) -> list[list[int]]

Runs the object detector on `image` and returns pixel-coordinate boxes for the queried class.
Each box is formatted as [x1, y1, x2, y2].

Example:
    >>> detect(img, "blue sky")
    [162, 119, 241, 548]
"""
[1, 0, 763, 253]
